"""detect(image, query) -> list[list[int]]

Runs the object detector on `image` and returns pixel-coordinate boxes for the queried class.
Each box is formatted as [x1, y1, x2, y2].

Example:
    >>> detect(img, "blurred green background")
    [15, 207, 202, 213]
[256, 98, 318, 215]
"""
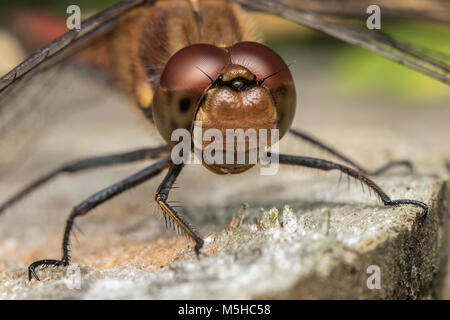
[0, 0, 449, 102]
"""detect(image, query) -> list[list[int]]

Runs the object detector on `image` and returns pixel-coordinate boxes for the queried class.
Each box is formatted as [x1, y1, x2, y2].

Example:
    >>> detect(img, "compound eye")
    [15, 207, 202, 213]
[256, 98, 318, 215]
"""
[228, 41, 296, 141]
[160, 44, 229, 92]
[229, 42, 294, 89]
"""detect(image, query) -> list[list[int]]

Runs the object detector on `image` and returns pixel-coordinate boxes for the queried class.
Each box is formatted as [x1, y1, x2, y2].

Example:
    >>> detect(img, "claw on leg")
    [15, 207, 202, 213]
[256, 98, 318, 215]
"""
[385, 199, 428, 219]
[28, 258, 69, 281]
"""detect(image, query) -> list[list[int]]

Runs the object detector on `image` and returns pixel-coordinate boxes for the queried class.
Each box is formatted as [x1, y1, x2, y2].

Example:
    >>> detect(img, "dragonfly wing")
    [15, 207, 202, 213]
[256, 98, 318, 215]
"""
[237, 0, 450, 84]
[0, 61, 118, 171]
[0, 0, 145, 99]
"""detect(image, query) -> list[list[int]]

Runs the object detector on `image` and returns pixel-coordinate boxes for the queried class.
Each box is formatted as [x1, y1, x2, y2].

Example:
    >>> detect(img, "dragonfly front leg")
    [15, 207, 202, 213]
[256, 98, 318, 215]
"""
[28, 156, 171, 281]
[277, 153, 428, 217]
[289, 129, 413, 176]
[155, 164, 204, 256]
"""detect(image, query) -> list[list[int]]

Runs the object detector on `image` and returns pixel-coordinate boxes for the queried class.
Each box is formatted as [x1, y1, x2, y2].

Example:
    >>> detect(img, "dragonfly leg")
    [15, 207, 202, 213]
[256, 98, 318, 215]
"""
[278, 153, 428, 217]
[155, 164, 204, 256]
[289, 128, 413, 176]
[28, 156, 171, 281]
[0, 145, 170, 215]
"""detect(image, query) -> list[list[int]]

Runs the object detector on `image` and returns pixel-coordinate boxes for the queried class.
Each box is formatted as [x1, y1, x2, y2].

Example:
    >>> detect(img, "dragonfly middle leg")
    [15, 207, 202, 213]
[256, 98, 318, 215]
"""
[28, 156, 171, 281]
[289, 128, 413, 176]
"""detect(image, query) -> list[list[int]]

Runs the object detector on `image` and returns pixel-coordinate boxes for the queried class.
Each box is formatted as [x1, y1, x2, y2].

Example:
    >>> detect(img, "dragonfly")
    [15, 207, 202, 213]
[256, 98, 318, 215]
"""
[0, 0, 447, 281]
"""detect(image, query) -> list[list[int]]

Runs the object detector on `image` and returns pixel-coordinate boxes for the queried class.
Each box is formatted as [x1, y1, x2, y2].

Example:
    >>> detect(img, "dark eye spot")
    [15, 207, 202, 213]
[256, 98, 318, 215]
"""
[179, 98, 191, 113]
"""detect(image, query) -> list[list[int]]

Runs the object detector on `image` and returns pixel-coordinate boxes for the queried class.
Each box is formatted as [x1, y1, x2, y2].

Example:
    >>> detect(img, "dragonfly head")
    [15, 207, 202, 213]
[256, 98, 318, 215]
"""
[153, 42, 296, 174]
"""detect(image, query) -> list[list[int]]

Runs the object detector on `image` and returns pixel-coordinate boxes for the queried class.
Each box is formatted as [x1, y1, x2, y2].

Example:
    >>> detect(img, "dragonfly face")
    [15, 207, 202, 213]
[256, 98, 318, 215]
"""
[153, 41, 296, 174]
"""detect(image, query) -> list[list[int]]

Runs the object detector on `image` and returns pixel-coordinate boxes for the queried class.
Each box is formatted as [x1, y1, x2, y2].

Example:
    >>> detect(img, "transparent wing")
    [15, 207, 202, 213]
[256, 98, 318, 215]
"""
[237, 0, 450, 84]
[0, 0, 144, 99]
[0, 0, 150, 170]
[0, 62, 117, 171]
